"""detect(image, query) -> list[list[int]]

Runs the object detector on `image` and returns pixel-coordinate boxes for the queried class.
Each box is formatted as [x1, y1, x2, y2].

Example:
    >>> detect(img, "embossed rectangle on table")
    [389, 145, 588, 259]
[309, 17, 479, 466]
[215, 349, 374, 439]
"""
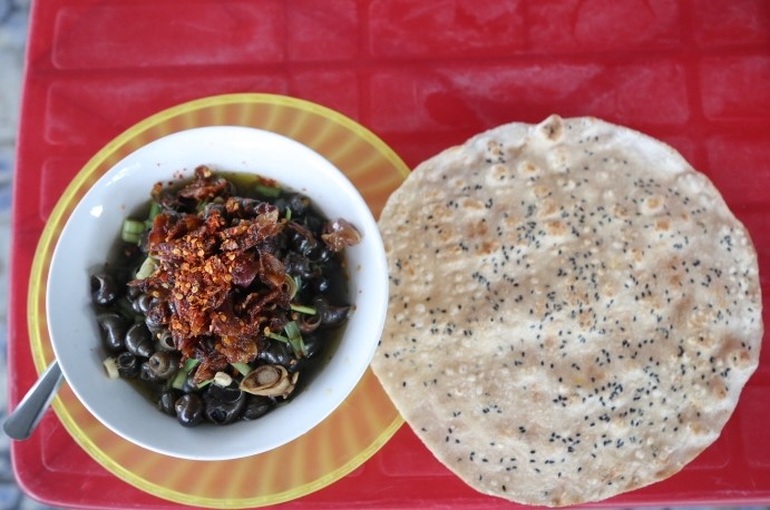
[43, 76, 289, 146]
[739, 385, 770, 468]
[704, 136, 770, 208]
[52, 2, 286, 69]
[692, 0, 770, 48]
[700, 55, 770, 120]
[287, 0, 361, 61]
[39, 157, 85, 222]
[368, 0, 683, 57]
[369, 0, 527, 58]
[287, 70, 361, 120]
[526, 0, 683, 53]
[369, 60, 691, 135]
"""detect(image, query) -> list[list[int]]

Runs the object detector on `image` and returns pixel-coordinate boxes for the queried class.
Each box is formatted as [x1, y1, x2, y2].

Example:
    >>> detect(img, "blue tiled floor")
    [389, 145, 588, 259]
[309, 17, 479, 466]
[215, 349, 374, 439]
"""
[0, 1, 57, 508]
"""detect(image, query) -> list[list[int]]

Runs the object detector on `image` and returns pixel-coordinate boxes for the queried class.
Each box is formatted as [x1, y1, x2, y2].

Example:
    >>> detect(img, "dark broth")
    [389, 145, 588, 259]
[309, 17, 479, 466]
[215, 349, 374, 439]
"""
[92, 169, 353, 426]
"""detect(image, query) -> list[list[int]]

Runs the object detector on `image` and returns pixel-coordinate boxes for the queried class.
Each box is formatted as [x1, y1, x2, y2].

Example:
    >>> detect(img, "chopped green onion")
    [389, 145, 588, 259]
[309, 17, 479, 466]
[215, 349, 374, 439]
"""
[196, 378, 213, 389]
[121, 219, 145, 244]
[148, 201, 161, 220]
[135, 256, 157, 280]
[144, 202, 161, 228]
[265, 323, 307, 357]
[171, 373, 185, 390]
[255, 183, 282, 197]
[265, 329, 290, 343]
[284, 321, 307, 358]
[230, 362, 252, 376]
[171, 359, 199, 390]
[290, 303, 317, 315]
[284, 207, 292, 221]
[293, 276, 302, 296]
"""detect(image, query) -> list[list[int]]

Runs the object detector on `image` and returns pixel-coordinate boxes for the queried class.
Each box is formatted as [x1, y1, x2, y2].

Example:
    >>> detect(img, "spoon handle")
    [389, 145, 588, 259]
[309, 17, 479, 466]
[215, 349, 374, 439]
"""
[3, 361, 64, 440]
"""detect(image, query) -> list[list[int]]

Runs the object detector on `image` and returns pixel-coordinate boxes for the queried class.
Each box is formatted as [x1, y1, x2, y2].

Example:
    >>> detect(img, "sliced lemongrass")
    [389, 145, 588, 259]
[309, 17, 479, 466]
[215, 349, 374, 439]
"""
[213, 371, 233, 387]
[135, 256, 157, 280]
[290, 303, 316, 315]
[103, 357, 120, 379]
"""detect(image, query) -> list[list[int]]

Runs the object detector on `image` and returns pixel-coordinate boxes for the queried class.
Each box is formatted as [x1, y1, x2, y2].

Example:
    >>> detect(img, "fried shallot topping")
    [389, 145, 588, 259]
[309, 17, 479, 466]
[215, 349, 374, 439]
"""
[135, 166, 291, 382]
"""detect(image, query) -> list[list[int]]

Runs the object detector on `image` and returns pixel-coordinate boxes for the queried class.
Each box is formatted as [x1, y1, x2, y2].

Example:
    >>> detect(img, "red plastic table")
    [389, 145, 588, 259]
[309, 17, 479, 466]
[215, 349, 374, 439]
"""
[8, 1, 770, 508]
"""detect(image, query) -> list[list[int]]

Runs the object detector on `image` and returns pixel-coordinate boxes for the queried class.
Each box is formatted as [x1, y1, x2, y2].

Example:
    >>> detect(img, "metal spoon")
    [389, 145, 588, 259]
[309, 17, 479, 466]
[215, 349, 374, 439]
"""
[3, 361, 64, 440]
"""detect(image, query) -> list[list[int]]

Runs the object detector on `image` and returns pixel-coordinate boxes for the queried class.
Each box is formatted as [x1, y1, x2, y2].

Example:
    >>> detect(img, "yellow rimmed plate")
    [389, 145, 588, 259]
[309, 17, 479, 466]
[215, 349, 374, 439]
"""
[27, 93, 408, 508]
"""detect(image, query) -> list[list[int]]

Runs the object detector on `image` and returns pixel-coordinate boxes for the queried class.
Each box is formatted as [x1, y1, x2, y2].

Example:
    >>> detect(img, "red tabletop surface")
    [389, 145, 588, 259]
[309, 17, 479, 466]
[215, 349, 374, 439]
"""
[8, 1, 770, 508]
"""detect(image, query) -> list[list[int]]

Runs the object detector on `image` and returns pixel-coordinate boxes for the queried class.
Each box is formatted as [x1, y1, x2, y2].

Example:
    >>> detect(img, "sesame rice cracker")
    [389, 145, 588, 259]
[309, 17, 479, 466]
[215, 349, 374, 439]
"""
[372, 115, 763, 506]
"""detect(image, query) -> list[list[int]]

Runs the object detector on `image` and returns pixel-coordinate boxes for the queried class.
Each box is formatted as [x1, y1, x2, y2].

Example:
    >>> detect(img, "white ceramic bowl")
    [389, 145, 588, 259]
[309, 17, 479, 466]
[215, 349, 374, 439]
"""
[47, 126, 389, 460]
